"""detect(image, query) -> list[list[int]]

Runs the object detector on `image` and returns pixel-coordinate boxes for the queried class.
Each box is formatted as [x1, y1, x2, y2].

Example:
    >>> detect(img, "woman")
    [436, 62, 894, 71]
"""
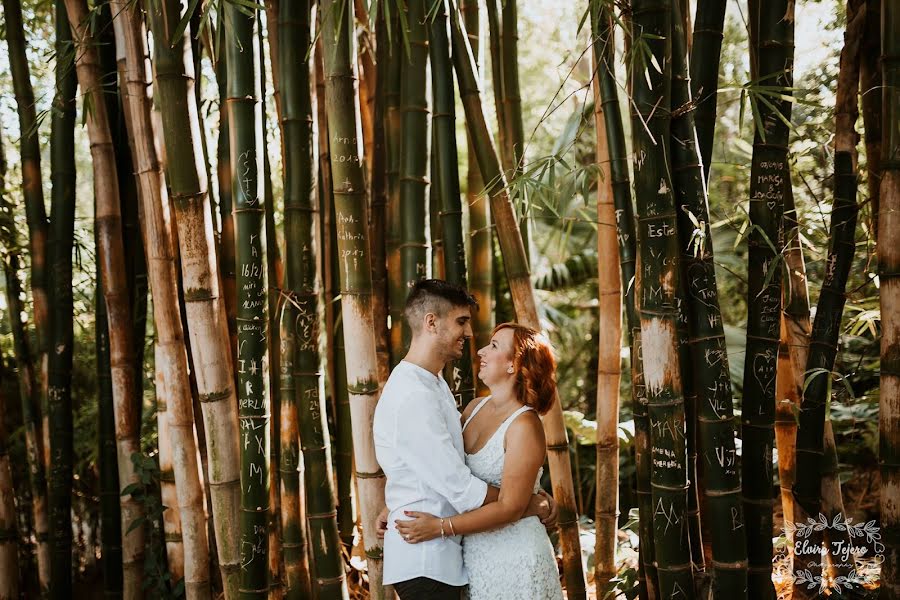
[396, 323, 564, 600]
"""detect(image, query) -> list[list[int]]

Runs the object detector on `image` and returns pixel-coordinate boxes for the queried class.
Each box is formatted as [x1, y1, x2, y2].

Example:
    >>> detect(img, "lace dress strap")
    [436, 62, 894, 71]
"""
[494, 405, 533, 442]
[462, 396, 492, 432]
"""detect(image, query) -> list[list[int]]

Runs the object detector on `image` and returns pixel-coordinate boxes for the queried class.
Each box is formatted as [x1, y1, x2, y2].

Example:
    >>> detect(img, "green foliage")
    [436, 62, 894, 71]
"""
[122, 451, 183, 599]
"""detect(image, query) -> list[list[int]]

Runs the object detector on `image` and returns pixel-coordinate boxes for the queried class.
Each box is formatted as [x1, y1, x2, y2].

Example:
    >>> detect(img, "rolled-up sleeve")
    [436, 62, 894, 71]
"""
[394, 395, 488, 514]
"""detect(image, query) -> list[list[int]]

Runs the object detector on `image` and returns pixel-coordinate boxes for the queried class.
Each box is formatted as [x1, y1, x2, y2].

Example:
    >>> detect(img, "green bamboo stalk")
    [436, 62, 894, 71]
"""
[223, 4, 271, 597]
[741, 1, 792, 596]
[1, 0, 50, 419]
[591, 2, 649, 595]
[385, 5, 404, 370]
[314, 38, 356, 550]
[319, 2, 387, 594]
[430, 134, 445, 279]
[499, 0, 529, 261]
[669, 0, 749, 595]
[279, 1, 346, 597]
[63, 3, 147, 596]
[277, 3, 314, 597]
[47, 0, 77, 590]
[689, 0, 727, 179]
[459, 0, 493, 398]
[792, 3, 864, 596]
[145, 3, 243, 597]
[449, 5, 587, 596]
[628, 0, 695, 596]
[398, 0, 430, 354]
[880, 0, 900, 591]
[372, 4, 391, 386]
[217, 29, 238, 363]
[430, 0, 475, 407]
[484, 0, 508, 173]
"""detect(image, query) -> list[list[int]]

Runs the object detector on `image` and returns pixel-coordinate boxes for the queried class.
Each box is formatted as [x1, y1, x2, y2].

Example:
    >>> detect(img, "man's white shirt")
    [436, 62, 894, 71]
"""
[373, 360, 488, 586]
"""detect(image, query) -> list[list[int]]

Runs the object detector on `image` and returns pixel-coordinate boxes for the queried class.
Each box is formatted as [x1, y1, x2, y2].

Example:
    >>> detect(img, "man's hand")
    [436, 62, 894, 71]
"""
[524, 489, 557, 528]
[537, 489, 558, 528]
[376, 506, 389, 540]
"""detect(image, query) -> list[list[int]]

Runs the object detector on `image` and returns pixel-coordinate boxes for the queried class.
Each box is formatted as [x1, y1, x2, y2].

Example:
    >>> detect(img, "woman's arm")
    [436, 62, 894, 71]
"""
[396, 411, 546, 542]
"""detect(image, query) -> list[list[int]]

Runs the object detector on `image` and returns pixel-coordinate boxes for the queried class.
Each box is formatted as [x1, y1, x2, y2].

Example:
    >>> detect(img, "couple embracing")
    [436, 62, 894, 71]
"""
[374, 279, 565, 600]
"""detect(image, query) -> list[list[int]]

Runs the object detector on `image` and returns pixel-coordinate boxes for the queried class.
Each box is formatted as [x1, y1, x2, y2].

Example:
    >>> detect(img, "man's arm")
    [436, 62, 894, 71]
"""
[395, 395, 488, 514]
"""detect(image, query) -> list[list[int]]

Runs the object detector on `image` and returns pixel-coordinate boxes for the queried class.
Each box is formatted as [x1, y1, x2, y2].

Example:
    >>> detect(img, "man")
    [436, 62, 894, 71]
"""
[373, 279, 555, 600]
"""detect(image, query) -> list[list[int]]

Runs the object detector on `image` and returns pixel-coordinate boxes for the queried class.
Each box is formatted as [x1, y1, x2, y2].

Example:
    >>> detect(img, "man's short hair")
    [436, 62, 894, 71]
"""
[403, 279, 478, 331]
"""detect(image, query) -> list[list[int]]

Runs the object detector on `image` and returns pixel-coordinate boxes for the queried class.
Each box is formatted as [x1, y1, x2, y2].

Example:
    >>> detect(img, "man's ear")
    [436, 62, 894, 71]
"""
[423, 312, 437, 332]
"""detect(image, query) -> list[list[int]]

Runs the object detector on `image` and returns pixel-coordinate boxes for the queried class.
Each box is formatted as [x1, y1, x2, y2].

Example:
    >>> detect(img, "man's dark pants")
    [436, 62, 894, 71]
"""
[393, 577, 464, 600]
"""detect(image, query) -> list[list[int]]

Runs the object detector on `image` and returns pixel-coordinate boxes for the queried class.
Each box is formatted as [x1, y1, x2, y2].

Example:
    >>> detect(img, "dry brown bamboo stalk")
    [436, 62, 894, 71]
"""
[592, 55, 621, 596]
[110, 5, 212, 596]
[62, 1, 144, 595]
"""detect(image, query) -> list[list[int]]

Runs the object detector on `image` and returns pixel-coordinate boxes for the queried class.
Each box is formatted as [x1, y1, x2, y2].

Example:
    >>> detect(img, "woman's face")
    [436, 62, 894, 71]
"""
[476, 328, 515, 386]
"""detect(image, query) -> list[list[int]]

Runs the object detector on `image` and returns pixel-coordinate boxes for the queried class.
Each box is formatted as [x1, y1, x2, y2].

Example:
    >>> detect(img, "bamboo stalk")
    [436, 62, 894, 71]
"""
[792, 3, 864, 596]
[859, 0, 881, 237]
[1, 0, 50, 447]
[96, 274, 123, 599]
[0, 135, 20, 600]
[384, 5, 404, 370]
[144, 2, 243, 596]
[430, 0, 475, 407]
[63, 2, 145, 596]
[319, 2, 387, 595]
[460, 0, 493, 398]
[591, 49, 622, 596]
[315, 36, 357, 550]
[45, 0, 78, 593]
[448, 6, 586, 596]
[0, 376, 18, 600]
[689, 0, 728, 179]
[216, 28, 238, 364]
[280, 1, 347, 597]
[628, 0, 696, 596]
[111, 3, 212, 596]
[669, 0, 749, 594]
[398, 0, 430, 353]
[879, 0, 900, 586]
[371, 5, 391, 386]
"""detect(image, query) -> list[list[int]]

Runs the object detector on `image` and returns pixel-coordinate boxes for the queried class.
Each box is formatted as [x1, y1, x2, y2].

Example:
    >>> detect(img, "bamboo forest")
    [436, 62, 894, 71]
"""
[0, 0, 896, 598]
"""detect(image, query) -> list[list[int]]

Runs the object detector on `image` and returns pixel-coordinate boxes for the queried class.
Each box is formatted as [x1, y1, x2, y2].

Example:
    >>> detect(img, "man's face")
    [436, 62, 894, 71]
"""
[432, 305, 474, 361]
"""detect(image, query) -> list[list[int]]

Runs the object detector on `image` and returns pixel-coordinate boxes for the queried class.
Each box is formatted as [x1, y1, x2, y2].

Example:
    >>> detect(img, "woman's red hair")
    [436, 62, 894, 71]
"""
[492, 323, 557, 415]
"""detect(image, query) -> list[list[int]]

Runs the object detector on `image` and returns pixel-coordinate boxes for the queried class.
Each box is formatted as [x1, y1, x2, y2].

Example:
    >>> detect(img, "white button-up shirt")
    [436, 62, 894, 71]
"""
[373, 361, 489, 586]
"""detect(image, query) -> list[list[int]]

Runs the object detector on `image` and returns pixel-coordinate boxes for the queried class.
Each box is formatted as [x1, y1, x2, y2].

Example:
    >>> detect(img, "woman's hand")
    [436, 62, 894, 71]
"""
[394, 511, 443, 544]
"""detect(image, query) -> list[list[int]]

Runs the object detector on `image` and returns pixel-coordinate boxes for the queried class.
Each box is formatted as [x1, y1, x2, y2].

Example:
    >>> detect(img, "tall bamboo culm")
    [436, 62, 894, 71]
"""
[277, 2, 314, 597]
[742, 1, 792, 596]
[1, 0, 50, 467]
[222, 4, 271, 597]
[385, 4, 405, 370]
[878, 0, 900, 596]
[431, 0, 475, 407]
[628, 0, 695, 596]
[669, 0, 748, 595]
[448, 5, 586, 596]
[145, 3, 243, 597]
[320, 1, 387, 595]
[63, 2, 145, 597]
[398, 0, 430, 354]
[110, 3, 212, 596]
[0, 1, 51, 590]
[591, 2, 648, 596]
[0, 135, 20, 600]
[47, 0, 77, 593]
[689, 0, 728, 178]
[459, 0, 493, 396]
[591, 47, 621, 596]
[280, 1, 347, 597]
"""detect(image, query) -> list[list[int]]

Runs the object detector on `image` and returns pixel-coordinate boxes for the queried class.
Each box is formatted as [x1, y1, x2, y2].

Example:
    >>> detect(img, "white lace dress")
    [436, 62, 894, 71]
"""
[461, 398, 564, 600]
